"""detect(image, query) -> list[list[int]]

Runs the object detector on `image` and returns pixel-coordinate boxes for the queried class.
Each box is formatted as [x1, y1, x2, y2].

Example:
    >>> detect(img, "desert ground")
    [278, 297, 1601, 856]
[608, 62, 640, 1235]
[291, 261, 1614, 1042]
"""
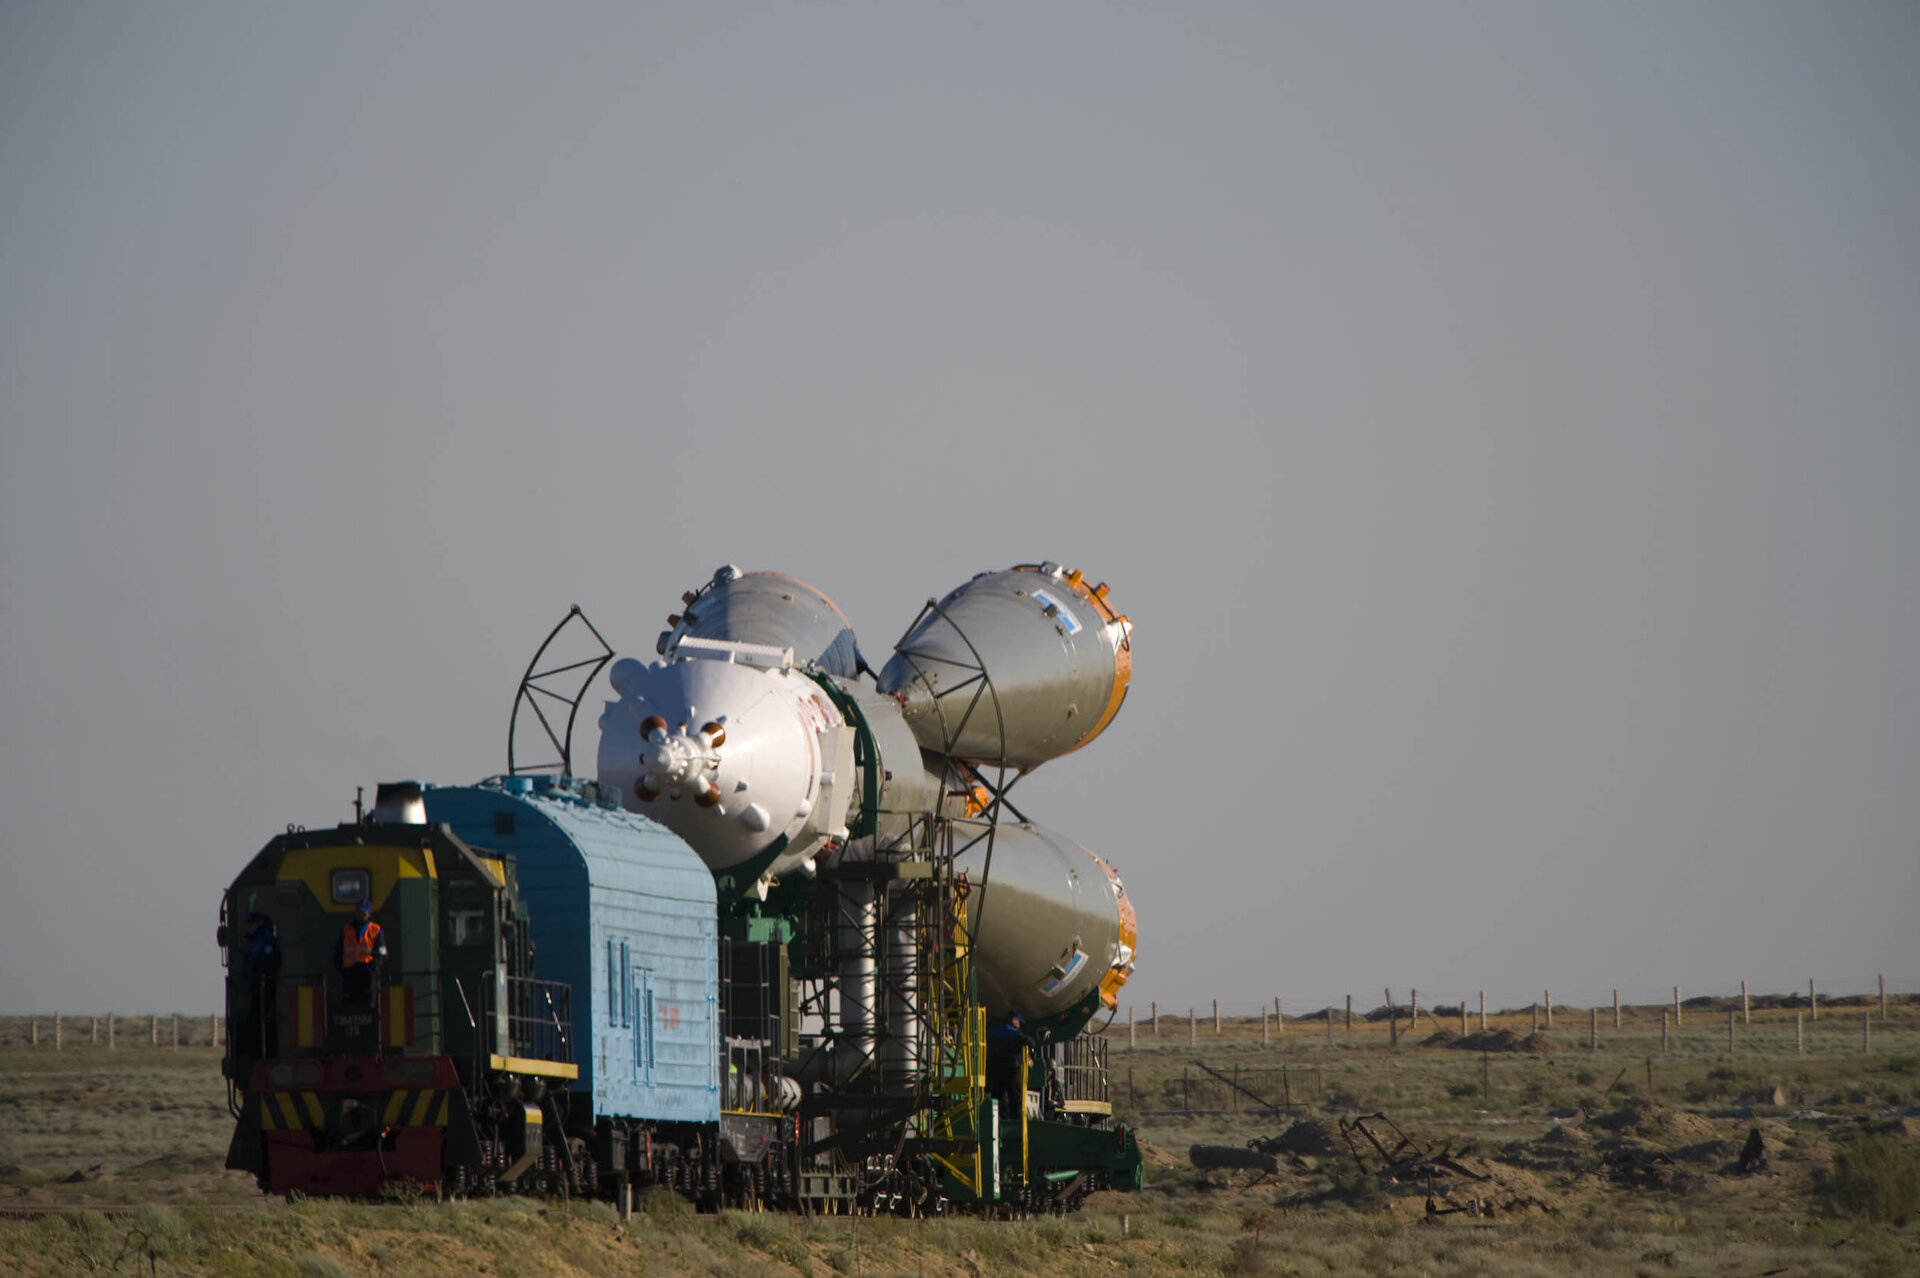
[1, 997, 1915, 1276]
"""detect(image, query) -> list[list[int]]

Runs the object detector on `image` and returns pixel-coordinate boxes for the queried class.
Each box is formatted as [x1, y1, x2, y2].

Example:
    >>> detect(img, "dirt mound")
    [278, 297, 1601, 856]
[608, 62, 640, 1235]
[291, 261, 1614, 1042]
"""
[1454, 1029, 1526, 1052]
[1589, 1104, 1719, 1144]
[1671, 1139, 1735, 1165]
[1138, 1140, 1180, 1169]
[1403, 1155, 1558, 1219]
[1518, 1033, 1562, 1052]
[1501, 1124, 1593, 1171]
[1422, 1029, 1459, 1048]
[1273, 1118, 1345, 1156]
[1455, 1155, 1552, 1202]
[1595, 1136, 1697, 1192]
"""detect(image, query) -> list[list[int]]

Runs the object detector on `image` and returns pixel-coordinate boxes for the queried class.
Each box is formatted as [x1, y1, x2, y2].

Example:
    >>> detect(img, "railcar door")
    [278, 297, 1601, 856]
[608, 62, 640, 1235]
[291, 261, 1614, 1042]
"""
[440, 875, 499, 1080]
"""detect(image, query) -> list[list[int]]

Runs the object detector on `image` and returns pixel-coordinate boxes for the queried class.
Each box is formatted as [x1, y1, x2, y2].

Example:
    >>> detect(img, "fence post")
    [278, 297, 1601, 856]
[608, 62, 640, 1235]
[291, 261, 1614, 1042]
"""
[1544, 990, 1552, 1030]
[1189, 1008, 1196, 1046]
[1275, 998, 1283, 1036]
[1589, 1007, 1597, 1050]
[108, 1014, 115, 1049]
[1213, 999, 1220, 1035]
[1809, 979, 1817, 1022]
[1674, 986, 1682, 1027]
[54, 1012, 61, 1051]
[1479, 990, 1486, 1031]
[1613, 988, 1620, 1030]
[1386, 989, 1397, 1046]
[1461, 999, 1468, 1037]
[1151, 1001, 1158, 1038]
[151, 1015, 159, 1047]
[213, 1013, 222, 1049]
[31, 1020, 38, 1047]
[1129, 1005, 1136, 1048]
[1410, 988, 1419, 1029]
[1531, 1003, 1538, 1034]
[91, 1017, 98, 1045]
[1660, 1010, 1668, 1053]
[1863, 1012, 1870, 1054]
[1796, 1011, 1804, 1055]
[1346, 995, 1353, 1032]
[1742, 980, 1750, 1025]
[172, 1014, 179, 1051]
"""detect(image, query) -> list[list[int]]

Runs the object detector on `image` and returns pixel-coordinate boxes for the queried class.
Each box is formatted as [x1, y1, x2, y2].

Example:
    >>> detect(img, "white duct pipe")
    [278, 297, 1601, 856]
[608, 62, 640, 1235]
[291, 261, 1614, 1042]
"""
[882, 890, 920, 1095]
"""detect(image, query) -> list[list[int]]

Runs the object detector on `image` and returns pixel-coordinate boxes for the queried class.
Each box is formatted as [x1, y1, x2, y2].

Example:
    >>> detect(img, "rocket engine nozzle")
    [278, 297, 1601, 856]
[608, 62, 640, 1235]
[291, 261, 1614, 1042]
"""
[598, 639, 857, 890]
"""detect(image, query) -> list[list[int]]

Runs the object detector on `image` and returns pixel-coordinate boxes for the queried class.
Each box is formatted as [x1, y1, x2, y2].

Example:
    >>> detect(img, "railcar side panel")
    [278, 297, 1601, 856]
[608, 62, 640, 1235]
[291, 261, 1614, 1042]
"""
[422, 777, 720, 1126]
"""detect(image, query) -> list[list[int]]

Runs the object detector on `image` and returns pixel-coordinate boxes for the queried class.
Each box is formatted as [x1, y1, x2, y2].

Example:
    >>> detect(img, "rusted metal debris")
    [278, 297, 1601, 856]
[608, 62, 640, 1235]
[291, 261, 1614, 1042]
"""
[1336, 1112, 1557, 1221]
[1189, 1144, 1279, 1177]
[1194, 1109, 1557, 1219]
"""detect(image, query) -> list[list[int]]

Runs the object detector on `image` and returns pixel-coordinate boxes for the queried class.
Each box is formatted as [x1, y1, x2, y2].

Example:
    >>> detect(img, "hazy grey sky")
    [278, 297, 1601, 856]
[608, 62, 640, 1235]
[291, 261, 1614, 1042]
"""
[3, 2, 1916, 1018]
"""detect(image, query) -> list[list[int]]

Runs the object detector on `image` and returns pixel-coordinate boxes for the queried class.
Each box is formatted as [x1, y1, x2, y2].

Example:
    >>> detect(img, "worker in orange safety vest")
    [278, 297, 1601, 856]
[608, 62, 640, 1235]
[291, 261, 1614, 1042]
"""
[334, 897, 388, 1004]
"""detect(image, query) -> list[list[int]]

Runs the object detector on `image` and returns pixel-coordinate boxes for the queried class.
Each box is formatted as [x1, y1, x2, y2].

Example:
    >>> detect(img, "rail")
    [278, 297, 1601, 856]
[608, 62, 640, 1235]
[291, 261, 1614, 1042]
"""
[1056, 1034, 1111, 1107]
[488, 975, 573, 1065]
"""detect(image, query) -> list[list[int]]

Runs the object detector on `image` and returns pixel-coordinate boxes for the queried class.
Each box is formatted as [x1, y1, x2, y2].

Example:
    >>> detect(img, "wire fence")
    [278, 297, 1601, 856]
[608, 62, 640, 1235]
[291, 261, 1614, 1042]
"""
[0, 1013, 222, 1050]
[1105, 973, 1918, 1048]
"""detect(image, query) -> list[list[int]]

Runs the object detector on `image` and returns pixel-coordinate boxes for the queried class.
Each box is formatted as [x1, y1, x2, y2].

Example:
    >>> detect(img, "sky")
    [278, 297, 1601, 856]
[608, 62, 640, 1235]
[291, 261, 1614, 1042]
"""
[2, 2, 1916, 1020]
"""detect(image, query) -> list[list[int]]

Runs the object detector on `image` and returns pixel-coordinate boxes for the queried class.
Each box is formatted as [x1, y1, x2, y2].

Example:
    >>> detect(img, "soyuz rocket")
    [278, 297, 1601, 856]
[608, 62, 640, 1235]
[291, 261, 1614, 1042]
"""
[595, 563, 1138, 1031]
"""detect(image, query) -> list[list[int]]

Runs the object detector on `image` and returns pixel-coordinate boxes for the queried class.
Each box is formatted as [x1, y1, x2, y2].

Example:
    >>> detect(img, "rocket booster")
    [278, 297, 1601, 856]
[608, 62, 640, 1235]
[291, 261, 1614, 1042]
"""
[596, 562, 1138, 1020]
[879, 564, 1132, 770]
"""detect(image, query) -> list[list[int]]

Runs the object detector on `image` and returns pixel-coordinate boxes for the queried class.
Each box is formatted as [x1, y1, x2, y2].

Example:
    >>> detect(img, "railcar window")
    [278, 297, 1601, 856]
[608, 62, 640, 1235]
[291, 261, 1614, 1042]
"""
[330, 869, 370, 904]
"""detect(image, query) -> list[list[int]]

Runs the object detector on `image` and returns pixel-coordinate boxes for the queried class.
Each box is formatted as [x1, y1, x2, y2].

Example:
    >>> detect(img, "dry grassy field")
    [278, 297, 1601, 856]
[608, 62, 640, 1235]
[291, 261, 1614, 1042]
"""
[1, 1000, 1916, 1276]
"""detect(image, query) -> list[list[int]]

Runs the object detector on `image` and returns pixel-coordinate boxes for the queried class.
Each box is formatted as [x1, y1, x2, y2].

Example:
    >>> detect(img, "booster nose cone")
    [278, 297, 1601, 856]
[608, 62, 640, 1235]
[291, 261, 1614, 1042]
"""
[879, 563, 1132, 769]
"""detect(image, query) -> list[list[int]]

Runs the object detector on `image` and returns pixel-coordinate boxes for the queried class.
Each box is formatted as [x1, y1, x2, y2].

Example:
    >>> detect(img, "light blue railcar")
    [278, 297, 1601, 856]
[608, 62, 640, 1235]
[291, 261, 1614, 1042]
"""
[422, 776, 719, 1127]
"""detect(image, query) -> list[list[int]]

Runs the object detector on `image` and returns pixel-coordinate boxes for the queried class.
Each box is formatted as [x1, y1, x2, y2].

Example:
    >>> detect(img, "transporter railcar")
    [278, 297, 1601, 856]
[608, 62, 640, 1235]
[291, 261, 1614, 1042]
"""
[221, 560, 1145, 1212]
[219, 776, 1138, 1210]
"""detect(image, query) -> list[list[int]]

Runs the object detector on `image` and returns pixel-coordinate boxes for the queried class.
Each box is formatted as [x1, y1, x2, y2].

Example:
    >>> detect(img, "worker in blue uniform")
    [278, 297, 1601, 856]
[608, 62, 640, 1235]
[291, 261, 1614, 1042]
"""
[239, 912, 281, 1057]
[986, 1010, 1034, 1115]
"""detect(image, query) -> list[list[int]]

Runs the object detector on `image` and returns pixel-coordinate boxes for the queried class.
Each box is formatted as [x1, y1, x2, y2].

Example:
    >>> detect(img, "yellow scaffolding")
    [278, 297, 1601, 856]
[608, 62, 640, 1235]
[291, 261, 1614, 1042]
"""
[921, 876, 988, 1199]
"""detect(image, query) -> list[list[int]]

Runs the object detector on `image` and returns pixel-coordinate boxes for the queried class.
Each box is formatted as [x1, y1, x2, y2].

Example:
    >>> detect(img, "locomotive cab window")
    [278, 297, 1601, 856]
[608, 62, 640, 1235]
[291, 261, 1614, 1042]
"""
[330, 869, 370, 905]
[448, 909, 488, 947]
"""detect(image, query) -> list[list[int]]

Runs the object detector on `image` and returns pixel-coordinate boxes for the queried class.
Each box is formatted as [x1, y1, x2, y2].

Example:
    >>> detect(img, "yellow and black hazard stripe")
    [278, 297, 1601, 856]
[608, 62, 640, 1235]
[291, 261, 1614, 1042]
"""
[257, 1091, 325, 1132]
[256, 1089, 451, 1132]
[380, 1089, 452, 1129]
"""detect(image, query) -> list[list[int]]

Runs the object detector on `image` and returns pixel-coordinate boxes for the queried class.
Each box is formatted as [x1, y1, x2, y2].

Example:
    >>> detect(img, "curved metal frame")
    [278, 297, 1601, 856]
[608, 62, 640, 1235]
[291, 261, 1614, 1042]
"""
[886, 596, 1017, 940]
[507, 605, 616, 778]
